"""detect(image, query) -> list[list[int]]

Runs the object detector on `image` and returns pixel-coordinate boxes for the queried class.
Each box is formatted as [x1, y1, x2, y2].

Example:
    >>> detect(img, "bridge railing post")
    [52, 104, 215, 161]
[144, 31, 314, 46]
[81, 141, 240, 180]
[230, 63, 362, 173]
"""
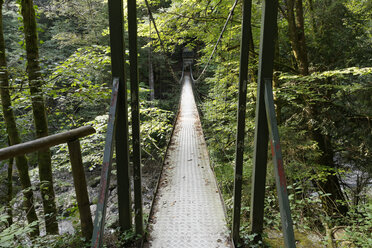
[67, 138, 93, 241]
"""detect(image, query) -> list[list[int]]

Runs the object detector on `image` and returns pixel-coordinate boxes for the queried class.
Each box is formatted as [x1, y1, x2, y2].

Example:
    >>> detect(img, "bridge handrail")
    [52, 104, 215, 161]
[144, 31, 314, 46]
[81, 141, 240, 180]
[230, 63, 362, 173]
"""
[0, 126, 96, 241]
[0, 126, 95, 161]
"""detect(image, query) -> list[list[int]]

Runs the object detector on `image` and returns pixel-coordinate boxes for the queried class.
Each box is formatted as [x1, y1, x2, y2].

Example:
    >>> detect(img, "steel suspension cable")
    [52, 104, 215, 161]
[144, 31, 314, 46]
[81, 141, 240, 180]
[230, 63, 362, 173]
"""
[143, 0, 180, 83]
[193, 0, 239, 83]
[192, 0, 238, 167]
[192, 76, 234, 168]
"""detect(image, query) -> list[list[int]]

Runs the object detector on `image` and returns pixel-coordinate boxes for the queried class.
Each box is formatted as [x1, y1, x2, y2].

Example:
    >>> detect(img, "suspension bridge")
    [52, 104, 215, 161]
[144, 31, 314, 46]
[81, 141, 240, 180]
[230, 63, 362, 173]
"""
[0, 0, 296, 247]
[90, 0, 296, 246]
[144, 73, 231, 247]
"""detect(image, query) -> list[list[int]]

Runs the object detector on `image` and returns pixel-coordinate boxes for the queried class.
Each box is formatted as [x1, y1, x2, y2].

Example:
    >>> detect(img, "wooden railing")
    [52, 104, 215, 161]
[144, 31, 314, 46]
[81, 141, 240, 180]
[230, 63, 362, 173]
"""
[0, 125, 96, 241]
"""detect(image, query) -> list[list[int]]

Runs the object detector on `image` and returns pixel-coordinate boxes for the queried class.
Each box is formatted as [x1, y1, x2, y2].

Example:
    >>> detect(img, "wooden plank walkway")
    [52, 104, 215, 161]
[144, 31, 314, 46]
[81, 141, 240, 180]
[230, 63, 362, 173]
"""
[144, 74, 232, 248]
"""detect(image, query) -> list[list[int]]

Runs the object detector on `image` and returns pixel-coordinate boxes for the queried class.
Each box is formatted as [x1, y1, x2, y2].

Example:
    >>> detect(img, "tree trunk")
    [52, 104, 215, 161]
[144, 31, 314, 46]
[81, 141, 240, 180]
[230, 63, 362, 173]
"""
[285, 0, 308, 75]
[149, 60, 155, 101]
[283, 0, 348, 219]
[307, 0, 318, 35]
[294, 0, 308, 75]
[20, 0, 58, 234]
[308, 109, 349, 218]
[149, 16, 155, 101]
[0, 0, 39, 236]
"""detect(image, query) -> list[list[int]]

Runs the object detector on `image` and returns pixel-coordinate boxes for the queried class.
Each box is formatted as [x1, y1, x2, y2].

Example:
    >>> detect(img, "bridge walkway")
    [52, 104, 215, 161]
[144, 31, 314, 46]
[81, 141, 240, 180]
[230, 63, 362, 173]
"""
[144, 73, 232, 248]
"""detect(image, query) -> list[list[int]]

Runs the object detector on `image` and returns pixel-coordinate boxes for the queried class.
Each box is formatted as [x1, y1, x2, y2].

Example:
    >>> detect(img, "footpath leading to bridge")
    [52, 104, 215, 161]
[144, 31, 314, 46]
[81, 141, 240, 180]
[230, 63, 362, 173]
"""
[144, 74, 232, 247]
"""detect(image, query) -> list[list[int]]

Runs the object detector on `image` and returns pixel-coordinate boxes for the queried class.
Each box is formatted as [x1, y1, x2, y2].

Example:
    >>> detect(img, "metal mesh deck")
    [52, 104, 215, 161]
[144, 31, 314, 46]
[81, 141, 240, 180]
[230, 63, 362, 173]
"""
[144, 75, 231, 248]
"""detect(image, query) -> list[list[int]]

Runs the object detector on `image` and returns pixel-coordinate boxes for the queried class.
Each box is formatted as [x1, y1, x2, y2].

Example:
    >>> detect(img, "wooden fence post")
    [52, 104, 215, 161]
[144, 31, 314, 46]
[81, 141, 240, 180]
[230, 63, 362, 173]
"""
[67, 139, 93, 241]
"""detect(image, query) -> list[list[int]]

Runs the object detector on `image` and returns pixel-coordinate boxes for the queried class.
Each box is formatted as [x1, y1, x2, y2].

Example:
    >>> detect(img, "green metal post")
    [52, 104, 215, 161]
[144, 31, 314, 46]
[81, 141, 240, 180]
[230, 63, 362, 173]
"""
[127, 0, 143, 235]
[250, 0, 278, 240]
[232, 0, 252, 244]
[108, 0, 132, 231]
[264, 79, 296, 247]
[91, 79, 120, 248]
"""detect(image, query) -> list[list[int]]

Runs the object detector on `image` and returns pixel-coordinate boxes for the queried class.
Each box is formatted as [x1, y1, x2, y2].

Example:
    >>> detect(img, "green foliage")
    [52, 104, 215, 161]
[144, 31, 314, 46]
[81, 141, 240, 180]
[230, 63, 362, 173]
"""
[0, 208, 37, 247]
[306, 0, 372, 68]
[279, 67, 372, 81]
[116, 228, 142, 247]
[30, 234, 89, 248]
[278, 67, 372, 174]
[140, 106, 175, 160]
[2, 2, 25, 68]
[39, 0, 109, 60]
[51, 103, 174, 172]
[138, 0, 255, 56]
[344, 202, 372, 247]
[46, 45, 112, 129]
[239, 231, 263, 248]
[0, 215, 89, 248]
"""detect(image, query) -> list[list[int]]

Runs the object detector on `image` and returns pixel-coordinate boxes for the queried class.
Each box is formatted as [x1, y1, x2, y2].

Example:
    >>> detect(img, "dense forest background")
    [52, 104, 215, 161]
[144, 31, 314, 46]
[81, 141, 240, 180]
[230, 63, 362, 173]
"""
[0, 0, 371, 247]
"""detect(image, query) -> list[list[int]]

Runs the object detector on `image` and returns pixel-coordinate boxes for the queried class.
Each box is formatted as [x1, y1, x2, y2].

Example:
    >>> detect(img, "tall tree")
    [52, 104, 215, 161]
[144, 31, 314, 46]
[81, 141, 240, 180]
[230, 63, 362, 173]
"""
[280, 0, 308, 75]
[148, 17, 155, 101]
[20, 0, 58, 234]
[0, 0, 39, 236]
[280, 0, 348, 219]
[307, 0, 371, 68]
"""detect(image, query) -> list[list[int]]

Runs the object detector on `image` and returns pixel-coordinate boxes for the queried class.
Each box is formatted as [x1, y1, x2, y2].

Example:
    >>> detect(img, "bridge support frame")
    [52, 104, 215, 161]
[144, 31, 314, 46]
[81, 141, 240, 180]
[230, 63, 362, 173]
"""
[250, 0, 295, 247]
[92, 2, 145, 246]
[233, 0, 296, 247]
[108, 0, 132, 232]
[127, 0, 144, 236]
[232, 0, 252, 243]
